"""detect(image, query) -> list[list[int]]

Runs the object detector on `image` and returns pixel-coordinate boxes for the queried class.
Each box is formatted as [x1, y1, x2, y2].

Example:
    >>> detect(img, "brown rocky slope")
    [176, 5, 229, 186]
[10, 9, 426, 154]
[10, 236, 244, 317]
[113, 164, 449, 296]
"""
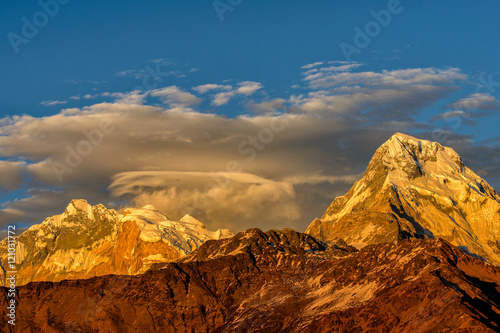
[1, 228, 500, 332]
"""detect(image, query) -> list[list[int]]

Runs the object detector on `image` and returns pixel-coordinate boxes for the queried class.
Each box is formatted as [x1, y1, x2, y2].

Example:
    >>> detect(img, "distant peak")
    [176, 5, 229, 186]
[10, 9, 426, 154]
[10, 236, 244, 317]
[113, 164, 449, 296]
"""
[70, 198, 89, 205]
[142, 204, 157, 210]
[383, 132, 436, 151]
[390, 132, 420, 142]
[67, 199, 92, 211]
[180, 214, 205, 227]
[64, 199, 93, 218]
[378, 133, 449, 160]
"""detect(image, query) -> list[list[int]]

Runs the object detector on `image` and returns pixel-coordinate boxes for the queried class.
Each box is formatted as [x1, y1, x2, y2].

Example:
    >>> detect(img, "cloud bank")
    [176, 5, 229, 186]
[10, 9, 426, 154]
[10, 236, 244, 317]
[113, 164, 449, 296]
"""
[3, 63, 497, 234]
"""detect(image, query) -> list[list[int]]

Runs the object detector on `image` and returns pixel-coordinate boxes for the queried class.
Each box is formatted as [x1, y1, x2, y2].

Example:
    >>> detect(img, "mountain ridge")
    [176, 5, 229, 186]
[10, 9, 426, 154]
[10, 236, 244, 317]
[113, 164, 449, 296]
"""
[2, 228, 500, 332]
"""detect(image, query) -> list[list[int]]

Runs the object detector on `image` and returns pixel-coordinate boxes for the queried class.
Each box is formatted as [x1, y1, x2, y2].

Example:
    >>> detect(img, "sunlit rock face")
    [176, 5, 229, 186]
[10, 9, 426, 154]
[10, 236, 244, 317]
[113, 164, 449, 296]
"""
[0, 199, 232, 286]
[306, 133, 500, 264]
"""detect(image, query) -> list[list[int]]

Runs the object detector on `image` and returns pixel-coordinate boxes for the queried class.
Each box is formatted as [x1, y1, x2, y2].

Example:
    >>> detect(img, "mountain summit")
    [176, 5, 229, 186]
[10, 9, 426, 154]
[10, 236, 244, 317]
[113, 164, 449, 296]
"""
[306, 133, 500, 264]
[0, 200, 232, 286]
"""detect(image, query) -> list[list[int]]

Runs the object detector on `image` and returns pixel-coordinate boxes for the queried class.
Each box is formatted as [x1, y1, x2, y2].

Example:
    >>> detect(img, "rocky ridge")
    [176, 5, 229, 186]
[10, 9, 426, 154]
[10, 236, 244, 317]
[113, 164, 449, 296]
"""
[1, 228, 500, 332]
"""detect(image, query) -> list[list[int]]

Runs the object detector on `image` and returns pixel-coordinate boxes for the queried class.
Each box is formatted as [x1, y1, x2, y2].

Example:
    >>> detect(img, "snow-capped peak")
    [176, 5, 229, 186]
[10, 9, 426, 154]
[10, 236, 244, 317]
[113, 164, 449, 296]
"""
[379, 133, 463, 180]
[180, 214, 205, 228]
[307, 132, 500, 264]
[121, 206, 233, 255]
[375, 133, 496, 201]
[1, 199, 234, 286]
[64, 199, 93, 217]
[123, 205, 170, 223]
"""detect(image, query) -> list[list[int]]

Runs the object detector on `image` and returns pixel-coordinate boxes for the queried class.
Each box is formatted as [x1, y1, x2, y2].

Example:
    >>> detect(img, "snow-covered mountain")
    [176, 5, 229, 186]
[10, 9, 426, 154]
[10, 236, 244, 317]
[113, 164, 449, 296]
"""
[306, 132, 500, 264]
[0, 199, 232, 286]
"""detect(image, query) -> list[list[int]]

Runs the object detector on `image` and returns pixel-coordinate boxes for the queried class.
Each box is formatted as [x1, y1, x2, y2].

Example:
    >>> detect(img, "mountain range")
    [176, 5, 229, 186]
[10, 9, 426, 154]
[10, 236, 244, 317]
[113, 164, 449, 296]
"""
[2, 228, 500, 332]
[0, 200, 232, 286]
[1, 132, 500, 332]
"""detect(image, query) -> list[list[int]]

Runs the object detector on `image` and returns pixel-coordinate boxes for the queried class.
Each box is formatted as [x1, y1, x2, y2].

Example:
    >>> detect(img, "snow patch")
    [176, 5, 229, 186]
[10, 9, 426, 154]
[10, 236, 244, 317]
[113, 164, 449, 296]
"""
[122, 206, 233, 255]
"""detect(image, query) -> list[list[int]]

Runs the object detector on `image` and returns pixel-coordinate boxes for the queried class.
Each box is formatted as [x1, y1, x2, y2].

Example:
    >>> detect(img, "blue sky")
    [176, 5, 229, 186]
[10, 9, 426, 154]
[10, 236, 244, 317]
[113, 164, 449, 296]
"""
[2, 1, 499, 118]
[1, 0, 500, 233]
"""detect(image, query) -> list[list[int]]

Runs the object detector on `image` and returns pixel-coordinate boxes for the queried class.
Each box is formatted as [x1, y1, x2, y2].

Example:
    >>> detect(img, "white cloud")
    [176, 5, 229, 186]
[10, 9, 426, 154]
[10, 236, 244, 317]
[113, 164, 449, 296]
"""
[109, 170, 298, 230]
[303, 65, 465, 90]
[193, 84, 232, 94]
[40, 100, 67, 106]
[301, 61, 324, 69]
[116, 69, 147, 79]
[286, 66, 467, 123]
[289, 84, 455, 121]
[212, 91, 236, 106]
[235, 81, 263, 95]
[116, 61, 198, 81]
[447, 93, 500, 111]
[431, 110, 469, 121]
[150, 86, 201, 107]
[64, 79, 108, 85]
[303, 63, 362, 77]
[102, 90, 147, 105]
[249, 98, 286, 114]
[210, 81, 263, 106]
